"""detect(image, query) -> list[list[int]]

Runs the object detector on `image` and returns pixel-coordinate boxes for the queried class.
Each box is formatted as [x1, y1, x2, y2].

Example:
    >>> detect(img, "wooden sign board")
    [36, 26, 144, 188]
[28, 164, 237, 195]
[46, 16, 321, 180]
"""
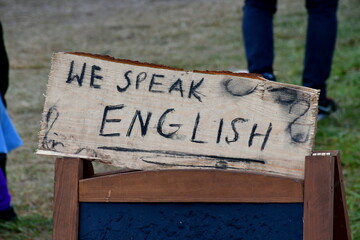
[37, 52, 319, 179]
[52, 151, 351, 240]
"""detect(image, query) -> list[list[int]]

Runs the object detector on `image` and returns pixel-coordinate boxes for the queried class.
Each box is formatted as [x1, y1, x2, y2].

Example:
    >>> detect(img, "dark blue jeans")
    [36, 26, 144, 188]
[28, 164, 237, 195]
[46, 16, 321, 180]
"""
[242, 0, 338, 104]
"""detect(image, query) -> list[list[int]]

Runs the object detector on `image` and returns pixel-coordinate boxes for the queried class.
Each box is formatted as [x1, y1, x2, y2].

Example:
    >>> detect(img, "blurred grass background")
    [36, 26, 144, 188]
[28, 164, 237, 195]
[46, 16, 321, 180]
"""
[0, 0, 359, 239]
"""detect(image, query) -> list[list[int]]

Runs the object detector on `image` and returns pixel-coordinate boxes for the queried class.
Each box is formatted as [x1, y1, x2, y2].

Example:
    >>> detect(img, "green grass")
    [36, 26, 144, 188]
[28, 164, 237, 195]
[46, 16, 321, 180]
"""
[316, 3, 360, 237]
[0, 216, 52, 240]
[0, 0, 359, 239]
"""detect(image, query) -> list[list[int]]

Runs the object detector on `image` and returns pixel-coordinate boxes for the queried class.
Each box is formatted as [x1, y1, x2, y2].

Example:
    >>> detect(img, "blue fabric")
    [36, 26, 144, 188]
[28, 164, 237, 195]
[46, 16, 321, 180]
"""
[242, 0, 277, 75]
[0, 99, 22, 154]
[0, 168, 10, 211]
[303, 0, 338, 104]
[79, 202, 303, 239]
[242, 0, 338, 103]
[0, 99, 21, 211]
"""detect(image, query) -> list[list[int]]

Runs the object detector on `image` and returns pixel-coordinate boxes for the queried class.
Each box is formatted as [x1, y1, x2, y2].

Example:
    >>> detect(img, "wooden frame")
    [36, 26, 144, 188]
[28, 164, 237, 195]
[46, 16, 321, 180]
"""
[304, 151, 351, 240]
[52, 151, 351, 240]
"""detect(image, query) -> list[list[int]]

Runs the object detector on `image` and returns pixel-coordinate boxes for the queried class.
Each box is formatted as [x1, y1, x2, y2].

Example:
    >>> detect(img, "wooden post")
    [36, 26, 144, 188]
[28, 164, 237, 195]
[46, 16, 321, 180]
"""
[333, 152, 352, 240]
[303, 152, 352, 240]
[303, 154, 335, 240]
[53, 158, 93, 240]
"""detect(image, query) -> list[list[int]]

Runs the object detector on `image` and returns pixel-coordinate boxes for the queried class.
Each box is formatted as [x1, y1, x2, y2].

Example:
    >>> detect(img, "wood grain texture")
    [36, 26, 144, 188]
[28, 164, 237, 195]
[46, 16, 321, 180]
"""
[303, 155, 335, 240]
[333, 152, 352, 240]
[311, 150, 351, 239]
[53, 158, 83, 240]
[79, 169, 304, 203]
[38, 52, 319, 179]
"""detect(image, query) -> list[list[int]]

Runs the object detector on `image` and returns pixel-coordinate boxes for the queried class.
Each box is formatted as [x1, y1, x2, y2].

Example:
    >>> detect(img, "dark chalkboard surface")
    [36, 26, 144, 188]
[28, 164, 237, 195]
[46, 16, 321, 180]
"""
[79, 202, 303, 240]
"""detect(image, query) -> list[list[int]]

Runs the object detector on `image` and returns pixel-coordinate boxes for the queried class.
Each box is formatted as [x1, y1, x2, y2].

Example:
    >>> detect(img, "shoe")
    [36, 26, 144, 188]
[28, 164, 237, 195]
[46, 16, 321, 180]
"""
[318, 98, 338, 120]
[261, 73, 276, 81]
[0, 206, 17, 221]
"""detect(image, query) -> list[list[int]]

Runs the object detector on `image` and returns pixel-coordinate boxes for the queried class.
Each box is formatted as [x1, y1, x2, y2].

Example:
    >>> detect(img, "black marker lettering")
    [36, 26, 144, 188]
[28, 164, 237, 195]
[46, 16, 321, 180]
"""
[248, 123, 272, 150]
[136, 72, 147, 89]
[191, 112, 207, 143]
[66, 61, 86, 86]
[90, 65, 102, 89]
[169, 79, 184, 97]
[188, 78, 204, 102]
[287, 100, 311, 143]
[99, 146, 266, 164]
[223, 79, 257, 97]
[42, 105, 64, 151]
[216, 118, 224, 144]
[99, 104, 124, 137]
[157, 108, 182, 138]
[117, 70, 132, 92]
[126, 110, 152, 137]
[225, 118, 248, 144]
[267, 87, 297, 106]
[149, 74, 164, 93]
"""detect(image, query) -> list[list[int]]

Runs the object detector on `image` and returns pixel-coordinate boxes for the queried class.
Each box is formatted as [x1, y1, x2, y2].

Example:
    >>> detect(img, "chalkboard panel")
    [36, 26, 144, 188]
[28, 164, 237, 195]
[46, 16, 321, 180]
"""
[79, 203, 303, 240]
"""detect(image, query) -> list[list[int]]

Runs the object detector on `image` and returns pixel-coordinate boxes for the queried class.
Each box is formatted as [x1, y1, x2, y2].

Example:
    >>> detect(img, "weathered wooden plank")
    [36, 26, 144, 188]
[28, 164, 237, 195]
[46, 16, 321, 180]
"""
[79, 169, 304, 203]
[38, 52, 319, 179]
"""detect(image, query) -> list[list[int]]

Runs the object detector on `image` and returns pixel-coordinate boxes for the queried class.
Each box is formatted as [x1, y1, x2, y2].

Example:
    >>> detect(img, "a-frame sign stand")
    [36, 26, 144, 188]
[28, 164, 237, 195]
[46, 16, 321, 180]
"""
[304, 150, 351, 239]
[52, 150, 351, 239]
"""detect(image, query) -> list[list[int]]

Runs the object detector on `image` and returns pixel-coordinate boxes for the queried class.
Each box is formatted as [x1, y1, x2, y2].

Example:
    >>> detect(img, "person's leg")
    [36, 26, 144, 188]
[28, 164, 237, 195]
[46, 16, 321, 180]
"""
[0, 166, 16, 221]
[0, 153, 6, 178]
[242, 0, 277, 80]
[303, 0, 339, 105]
[0, 168, 10, 210]
[0, 24, 17, 221]
[0, 22, 9, 107]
